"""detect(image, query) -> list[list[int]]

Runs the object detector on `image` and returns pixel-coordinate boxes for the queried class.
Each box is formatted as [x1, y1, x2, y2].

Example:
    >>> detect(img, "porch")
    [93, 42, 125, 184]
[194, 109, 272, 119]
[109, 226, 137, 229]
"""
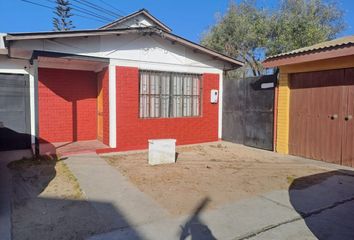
[40, 140, 108, 156]
[32, 51, 115, 156]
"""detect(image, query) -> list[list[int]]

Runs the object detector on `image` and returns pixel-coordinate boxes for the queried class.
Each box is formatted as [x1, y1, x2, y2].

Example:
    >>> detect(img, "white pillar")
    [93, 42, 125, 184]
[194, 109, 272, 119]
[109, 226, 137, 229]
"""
[218, 72, 223, 139]
[29, 71, 36, 144]
[109, 64, 117, 148]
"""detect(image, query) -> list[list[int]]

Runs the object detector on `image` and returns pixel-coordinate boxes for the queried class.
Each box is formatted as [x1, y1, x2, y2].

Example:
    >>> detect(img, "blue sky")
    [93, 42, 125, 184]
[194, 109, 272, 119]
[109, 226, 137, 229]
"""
[0, 0, 353, 43]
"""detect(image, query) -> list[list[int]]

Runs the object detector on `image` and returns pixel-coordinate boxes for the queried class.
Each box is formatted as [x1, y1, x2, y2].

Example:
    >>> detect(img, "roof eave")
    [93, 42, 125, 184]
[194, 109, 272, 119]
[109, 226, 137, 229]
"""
[161, 31, 244, 68]
[5, 28, 243, 69]
[5, 28, 148, 41]
[263, 44, 354, 68]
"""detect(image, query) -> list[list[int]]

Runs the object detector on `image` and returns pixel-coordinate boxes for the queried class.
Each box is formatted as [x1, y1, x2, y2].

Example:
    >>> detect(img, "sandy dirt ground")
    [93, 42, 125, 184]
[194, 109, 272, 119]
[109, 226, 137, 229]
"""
[8, 157, 108, 240]
[104, 142, 331, 216]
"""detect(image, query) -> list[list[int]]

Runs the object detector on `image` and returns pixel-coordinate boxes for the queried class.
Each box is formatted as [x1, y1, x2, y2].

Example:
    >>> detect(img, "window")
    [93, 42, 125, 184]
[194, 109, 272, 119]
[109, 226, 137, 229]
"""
[139, 71, 202, 118]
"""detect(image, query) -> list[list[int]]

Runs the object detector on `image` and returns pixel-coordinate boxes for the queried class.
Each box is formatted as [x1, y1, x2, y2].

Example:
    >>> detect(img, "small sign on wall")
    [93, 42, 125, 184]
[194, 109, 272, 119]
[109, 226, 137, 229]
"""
[261, 82, 275, 89]
[210, 89, 218, 103]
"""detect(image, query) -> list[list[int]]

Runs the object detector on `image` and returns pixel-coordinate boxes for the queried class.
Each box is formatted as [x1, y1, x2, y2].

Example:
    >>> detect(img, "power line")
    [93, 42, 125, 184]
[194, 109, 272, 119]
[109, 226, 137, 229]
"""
[73, 8, 114, 22]
[81, 0, 124, 17]
[21, 0, 53, 10]
[21, 0, 108, 23]
[98, 0, 126, 16]
[69, 1, 140, 29]
[22, 0, 142, 29]
[74, 13, 106, 23]
[71, 0, 123, 18]
[42, 0, 114, 22]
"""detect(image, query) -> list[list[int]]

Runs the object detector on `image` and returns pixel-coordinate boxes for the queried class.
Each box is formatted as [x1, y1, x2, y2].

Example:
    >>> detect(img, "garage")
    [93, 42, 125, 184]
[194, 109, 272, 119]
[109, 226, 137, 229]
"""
[0, 73, 31, 151]
[289, 68, 354, 166]
[263, 35, 354, 167]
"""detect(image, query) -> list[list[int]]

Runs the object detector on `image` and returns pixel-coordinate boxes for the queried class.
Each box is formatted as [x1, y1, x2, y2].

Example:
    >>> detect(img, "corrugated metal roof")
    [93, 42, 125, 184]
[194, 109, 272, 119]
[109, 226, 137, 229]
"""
[267, 35, 354, 60]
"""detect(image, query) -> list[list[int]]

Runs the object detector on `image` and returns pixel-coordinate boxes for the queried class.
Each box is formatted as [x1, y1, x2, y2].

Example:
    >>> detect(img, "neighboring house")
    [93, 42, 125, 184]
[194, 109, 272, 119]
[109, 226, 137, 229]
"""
[263, 36, 354, 167]
[0, 9, 243, 154]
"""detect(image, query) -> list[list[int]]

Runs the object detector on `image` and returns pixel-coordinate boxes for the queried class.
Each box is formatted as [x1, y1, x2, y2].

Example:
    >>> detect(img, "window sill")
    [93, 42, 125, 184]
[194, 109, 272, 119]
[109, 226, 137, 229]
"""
[139, 116, 203, 120]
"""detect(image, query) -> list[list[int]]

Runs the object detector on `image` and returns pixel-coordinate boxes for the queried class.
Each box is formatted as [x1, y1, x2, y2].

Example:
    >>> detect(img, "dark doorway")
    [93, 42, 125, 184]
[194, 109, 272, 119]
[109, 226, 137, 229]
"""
[222, 75, 276, 150]
[0, 73, 31, 151]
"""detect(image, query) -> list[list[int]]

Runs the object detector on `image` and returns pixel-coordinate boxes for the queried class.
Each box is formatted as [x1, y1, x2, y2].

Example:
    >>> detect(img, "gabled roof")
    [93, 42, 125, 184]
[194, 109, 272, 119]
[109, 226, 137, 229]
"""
[5, 27, 243, 70]
[99, 9, 172, 32]
[263, 35, 354, 67]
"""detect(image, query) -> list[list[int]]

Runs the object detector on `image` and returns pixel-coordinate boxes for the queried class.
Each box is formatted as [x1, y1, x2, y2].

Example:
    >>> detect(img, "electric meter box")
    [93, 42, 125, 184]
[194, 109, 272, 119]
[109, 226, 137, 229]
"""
[210, 89, 218, 103]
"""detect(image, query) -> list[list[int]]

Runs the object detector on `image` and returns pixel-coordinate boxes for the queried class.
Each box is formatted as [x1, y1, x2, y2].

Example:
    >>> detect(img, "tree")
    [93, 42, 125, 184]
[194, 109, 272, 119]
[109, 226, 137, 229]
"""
[266, 0, 345, 56]
[53, 0, 75, 31]
[201, 0, 269, 77]
[201, 0, 345, 77]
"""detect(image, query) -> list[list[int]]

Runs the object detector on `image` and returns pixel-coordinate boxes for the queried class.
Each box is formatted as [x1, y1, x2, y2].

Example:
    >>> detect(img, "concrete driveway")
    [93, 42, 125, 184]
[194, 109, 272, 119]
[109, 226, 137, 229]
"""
[2, 143, 354, 240]
[65, 143, 354, 240]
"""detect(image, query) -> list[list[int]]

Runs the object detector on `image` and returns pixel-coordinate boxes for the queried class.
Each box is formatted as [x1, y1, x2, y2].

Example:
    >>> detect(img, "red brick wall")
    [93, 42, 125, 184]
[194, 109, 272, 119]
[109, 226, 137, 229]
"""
[38, 68, 98, 143]
[116, 66, 219, 151]
[97, 67, 110, 146]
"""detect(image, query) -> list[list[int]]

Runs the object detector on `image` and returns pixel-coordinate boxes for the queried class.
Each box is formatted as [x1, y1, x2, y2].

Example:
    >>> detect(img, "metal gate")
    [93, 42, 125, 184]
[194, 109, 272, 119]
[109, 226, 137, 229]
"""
[222, 75, 276, 150]
[0, 73, 31, 151]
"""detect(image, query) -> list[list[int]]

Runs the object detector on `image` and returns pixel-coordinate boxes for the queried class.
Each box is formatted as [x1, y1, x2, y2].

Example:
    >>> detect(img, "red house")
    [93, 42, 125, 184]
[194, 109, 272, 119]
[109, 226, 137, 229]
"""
[0, 9, 243, 155]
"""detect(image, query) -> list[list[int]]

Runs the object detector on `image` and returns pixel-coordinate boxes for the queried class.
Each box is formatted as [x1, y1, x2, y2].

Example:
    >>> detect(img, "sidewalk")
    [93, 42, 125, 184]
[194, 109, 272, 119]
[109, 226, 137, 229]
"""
[88, 192, 302, 240]
[65, 153, 354, 240]
[64, 153, 169, 229]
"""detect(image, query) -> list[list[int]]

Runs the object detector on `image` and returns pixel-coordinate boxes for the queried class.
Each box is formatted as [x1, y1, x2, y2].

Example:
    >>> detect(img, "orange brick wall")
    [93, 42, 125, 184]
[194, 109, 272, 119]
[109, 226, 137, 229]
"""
[38, 68, 98, 143]
[116, 66, 219, 151]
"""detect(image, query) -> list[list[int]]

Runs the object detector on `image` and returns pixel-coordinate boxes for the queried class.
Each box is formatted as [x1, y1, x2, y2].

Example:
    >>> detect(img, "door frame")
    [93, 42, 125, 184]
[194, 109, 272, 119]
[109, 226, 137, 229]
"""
[97, 76, 104, 141]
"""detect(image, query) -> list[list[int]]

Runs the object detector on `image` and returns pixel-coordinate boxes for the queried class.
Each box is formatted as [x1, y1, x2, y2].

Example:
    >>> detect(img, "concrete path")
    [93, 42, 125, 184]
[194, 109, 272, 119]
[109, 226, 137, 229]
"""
[0, 150, 33, 240]
[65, 153, 169, 230]
[64, 153, 354, 240]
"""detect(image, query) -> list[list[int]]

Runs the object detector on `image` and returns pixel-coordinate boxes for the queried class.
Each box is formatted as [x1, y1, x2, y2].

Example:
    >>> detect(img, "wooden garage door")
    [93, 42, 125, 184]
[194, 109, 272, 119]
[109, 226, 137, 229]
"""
[289, 68, 354, 167]
[342, 68, 354, 167]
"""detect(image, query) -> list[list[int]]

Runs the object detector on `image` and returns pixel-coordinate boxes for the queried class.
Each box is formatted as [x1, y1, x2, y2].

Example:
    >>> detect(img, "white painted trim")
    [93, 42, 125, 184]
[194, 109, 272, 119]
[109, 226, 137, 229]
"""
[29, 70, 36, 144]
[0, 57, 29, 74]
[218, 73, 223, 139]
[109, 58, 223, 74]
[0, 68, 28, 74]
[108, 64, 117, 148]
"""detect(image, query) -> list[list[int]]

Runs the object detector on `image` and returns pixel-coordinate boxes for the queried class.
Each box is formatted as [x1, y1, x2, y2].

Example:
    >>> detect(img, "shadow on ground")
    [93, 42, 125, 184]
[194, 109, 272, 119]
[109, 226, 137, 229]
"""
[289, 169, 354, 240]
[11, 197, 143, 240]
[0, 128, 32, 151]
[7, 150, 143, 240]
[179, 197, 216, 240]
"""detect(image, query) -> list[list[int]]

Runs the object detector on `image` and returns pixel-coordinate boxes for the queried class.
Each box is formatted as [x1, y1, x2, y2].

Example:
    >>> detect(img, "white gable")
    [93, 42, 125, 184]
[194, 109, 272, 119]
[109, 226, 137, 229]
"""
[9, 33, 229, 73]
[111, 14, 156, 29]
[100, 10, 172, 32]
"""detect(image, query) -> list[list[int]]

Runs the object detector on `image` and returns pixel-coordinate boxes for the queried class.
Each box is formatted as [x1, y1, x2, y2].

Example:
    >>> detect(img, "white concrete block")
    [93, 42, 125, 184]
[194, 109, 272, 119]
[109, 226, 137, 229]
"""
[148, 139, 176, 165]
